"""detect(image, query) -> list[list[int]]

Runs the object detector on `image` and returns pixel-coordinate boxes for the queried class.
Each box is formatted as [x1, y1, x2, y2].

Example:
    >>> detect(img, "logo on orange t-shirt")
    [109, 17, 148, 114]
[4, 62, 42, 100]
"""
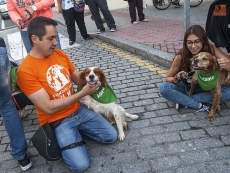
[47, 65, 73, 98]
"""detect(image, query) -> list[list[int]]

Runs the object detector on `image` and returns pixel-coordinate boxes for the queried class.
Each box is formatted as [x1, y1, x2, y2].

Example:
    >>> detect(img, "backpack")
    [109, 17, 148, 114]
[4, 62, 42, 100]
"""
[31, 123, 61, 161]
[73, 0, 85, 13]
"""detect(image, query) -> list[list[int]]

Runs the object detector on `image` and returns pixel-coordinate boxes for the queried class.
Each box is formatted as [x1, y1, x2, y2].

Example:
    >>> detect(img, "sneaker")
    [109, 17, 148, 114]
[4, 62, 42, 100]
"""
[175, 3, 181, 8]
[196, 103, 210, 112]
[84, 36, 93, 40]
[18, 155, 32, 171]
[132, 21, 139, 24]
[110, 28, 116, 32]
[140, 18, 148, 22]
[69, 41, 74, 45]
[96, 29, 105, 34]
[175, 103, 188, 110]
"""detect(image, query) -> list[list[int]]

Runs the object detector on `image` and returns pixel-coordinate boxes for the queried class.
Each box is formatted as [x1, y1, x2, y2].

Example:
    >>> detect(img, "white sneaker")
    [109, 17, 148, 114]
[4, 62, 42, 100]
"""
[141, 19, 148, 22]
[196, 104, 210, 112]
[132, 21, 139, 24]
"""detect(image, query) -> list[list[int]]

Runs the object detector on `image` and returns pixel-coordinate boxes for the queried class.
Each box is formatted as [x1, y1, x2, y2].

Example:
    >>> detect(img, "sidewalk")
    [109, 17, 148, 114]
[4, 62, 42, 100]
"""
[53, 0, 220, 68]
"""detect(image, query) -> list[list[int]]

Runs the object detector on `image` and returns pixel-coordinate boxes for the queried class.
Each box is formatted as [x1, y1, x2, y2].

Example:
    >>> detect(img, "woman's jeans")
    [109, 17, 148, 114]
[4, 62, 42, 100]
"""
[159, 82, 230, 109]
[55, 104, 117, 173]
[0, 46, 27, 160]
[21, 30, 61, 53]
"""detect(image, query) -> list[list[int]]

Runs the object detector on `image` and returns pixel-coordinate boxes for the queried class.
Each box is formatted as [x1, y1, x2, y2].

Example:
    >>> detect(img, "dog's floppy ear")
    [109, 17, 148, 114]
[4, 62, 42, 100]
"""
[210, 54, 219, 74]
[98, 68, 108, 87]
[78, 69, 87, 86]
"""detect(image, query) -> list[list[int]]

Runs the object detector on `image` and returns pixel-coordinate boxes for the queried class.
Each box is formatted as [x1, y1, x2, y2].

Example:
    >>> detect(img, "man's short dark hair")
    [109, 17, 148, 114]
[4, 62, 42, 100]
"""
[27, 16, 58, 46]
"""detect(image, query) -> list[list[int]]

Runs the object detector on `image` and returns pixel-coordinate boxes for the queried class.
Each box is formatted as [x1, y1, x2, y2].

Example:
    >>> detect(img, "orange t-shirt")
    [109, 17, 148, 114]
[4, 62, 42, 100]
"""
[17, 49, 80, 126]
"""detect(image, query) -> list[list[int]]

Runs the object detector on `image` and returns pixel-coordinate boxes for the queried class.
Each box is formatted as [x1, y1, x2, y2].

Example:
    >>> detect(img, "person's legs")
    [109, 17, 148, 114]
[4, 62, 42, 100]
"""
[87, 0, 105, 31]
[62, 8, 76, 43]
[55, 104, 117, 172]
[159, 82, 201, 109]
[191, 85, 230, 104]
[74, 10, 90, 39]
[0, 44, 29, 168]
[136, 0, 145, 21]
[96, 0, 116, 29]
[128, 0, 137, 23]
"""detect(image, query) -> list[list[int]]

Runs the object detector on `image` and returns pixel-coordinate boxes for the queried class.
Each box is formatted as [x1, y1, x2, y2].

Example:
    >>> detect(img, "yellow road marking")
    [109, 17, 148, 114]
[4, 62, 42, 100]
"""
[94, 42, 168, 77]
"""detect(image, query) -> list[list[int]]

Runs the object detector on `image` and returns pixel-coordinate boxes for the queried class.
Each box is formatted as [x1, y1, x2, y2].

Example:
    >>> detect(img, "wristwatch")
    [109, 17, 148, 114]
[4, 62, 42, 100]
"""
[31, 5, 37, 11]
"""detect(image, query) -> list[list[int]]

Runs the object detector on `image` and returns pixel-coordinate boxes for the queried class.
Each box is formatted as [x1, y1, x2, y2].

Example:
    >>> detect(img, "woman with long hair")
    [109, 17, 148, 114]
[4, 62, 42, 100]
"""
[159, 25, 230, 111]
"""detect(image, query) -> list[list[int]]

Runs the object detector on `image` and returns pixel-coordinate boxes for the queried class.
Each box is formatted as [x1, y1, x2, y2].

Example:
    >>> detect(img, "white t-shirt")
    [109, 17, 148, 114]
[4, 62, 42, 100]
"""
[61, 0, 74, 10]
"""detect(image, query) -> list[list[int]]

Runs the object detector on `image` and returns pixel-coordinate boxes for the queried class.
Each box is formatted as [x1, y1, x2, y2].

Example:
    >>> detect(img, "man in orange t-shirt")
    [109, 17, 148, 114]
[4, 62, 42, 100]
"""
[17, 16, 117, 172]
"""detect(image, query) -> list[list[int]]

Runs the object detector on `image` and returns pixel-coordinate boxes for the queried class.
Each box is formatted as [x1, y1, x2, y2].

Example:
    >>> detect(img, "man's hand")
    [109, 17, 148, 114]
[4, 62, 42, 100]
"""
[80, 83, 100, 96]
[58, 7, 62, 13]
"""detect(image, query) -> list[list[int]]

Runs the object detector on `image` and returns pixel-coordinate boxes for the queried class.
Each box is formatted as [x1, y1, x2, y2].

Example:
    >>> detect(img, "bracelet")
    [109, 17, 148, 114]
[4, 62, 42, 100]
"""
[173, 75, 180, 83]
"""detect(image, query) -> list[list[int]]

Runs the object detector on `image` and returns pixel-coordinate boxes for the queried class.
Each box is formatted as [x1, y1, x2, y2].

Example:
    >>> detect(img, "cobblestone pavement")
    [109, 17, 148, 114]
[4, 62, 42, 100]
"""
[1, 0, 230, 172]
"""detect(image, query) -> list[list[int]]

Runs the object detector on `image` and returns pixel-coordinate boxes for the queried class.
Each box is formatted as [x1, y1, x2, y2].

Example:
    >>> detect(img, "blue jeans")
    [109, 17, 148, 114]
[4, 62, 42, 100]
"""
[0, 47, 27, 160]
[21, 30, 62, 53]
[159, 82, 230, 109]
[55, 104, 117, 173]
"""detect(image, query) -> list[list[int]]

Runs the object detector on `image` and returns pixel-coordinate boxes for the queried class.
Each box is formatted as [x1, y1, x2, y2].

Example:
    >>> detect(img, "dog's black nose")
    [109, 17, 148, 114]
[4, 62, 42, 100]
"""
[194, 59, 198, 64]
[89, 74, 94, 80]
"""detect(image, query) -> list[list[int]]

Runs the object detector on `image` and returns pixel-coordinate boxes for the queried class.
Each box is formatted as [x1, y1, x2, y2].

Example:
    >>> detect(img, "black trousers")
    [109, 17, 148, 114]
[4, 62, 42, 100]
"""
[128, 0, 145, 23]
[87, 0, 116, 30]
[62, 8, 89, 41]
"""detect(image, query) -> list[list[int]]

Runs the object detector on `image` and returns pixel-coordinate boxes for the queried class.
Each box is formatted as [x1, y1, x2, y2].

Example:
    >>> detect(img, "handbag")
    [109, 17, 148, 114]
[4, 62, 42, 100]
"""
[31, 122, 86, 161]
[73, 0, 85, 13]
[31, 123, 61, 161]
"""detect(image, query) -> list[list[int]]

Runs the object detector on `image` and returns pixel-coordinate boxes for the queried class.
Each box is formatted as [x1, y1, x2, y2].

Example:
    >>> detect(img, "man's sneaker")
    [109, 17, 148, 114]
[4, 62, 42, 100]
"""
[110, 28, 116, 32]
[196, 103, 210, 112]
[96, 29, 105, 34]
[18, 155, 32, 171]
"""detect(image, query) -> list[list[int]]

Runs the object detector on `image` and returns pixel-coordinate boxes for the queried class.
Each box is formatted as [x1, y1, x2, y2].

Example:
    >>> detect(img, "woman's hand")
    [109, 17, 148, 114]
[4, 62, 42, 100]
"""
[176, 71, 188, 80]
[15, 19, 25, 29]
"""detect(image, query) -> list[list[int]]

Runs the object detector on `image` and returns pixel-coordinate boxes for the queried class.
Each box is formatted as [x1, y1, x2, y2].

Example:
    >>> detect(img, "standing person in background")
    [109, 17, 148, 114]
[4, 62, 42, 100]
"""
[6, 0, 61, 52]
[126, 0, 148, 24]
[0, 37, 32, 171]
[57, 0, 93, 46]
[85, 0, 116, 34]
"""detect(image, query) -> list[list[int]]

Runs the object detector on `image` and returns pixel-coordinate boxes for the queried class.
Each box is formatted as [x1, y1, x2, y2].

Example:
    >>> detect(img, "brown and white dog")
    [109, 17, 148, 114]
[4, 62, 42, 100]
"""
[78, 67, 139, 141]
[189, 52, 230, 121]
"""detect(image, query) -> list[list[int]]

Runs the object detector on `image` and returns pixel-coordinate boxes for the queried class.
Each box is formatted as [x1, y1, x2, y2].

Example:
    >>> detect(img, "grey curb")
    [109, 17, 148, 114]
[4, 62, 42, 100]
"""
[92, 33, 174, 68]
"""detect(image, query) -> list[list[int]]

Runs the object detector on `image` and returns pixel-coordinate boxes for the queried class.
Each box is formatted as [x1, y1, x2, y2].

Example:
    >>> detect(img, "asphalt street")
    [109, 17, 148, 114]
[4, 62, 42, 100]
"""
[1, 1, 230, 173]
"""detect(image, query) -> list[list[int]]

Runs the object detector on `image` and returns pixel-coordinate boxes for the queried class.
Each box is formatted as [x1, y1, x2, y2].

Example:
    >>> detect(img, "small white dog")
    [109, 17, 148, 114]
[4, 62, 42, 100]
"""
[78, 67, 139, 141]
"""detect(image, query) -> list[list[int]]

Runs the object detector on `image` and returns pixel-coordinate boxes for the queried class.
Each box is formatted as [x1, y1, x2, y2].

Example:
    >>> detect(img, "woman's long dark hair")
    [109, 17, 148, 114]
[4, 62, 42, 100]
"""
[175, 25, 215, 71]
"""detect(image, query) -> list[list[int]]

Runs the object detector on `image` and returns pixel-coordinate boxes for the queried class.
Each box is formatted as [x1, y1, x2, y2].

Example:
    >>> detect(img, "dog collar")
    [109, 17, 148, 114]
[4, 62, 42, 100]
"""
[77, 85, 117, 104]
[196, 70, 219, 91]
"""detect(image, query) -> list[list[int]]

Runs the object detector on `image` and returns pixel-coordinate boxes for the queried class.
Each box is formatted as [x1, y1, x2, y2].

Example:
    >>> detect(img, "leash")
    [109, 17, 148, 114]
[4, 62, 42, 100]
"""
[180, 71, 195, 95]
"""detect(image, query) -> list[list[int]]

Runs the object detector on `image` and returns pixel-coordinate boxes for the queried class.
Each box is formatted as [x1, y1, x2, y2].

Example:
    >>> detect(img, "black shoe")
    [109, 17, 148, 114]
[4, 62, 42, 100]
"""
[18, 155, 32, 171]
[171, 0, 179, 5]
[0, 37, 6, 48]
[175, 3, 181, 8]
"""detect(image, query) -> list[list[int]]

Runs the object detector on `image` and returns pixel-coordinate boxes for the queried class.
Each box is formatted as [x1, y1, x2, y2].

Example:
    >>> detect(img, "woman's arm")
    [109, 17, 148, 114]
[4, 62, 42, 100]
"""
[166, 55, 182, 82]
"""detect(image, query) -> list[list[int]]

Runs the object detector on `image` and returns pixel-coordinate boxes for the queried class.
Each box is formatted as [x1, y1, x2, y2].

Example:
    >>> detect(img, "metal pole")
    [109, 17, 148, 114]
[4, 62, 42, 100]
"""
[184, 0, 190, 32]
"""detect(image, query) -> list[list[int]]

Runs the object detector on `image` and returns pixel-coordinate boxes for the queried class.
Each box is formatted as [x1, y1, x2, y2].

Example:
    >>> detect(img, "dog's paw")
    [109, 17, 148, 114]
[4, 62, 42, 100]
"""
[118, 133, 125, 141]
[207, 114, 215, 121]
[131, 114, 139, 120]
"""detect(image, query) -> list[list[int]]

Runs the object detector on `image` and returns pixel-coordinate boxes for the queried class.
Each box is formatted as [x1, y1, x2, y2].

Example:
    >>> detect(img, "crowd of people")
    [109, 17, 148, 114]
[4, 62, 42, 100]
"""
[0, 0, 230, 173]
